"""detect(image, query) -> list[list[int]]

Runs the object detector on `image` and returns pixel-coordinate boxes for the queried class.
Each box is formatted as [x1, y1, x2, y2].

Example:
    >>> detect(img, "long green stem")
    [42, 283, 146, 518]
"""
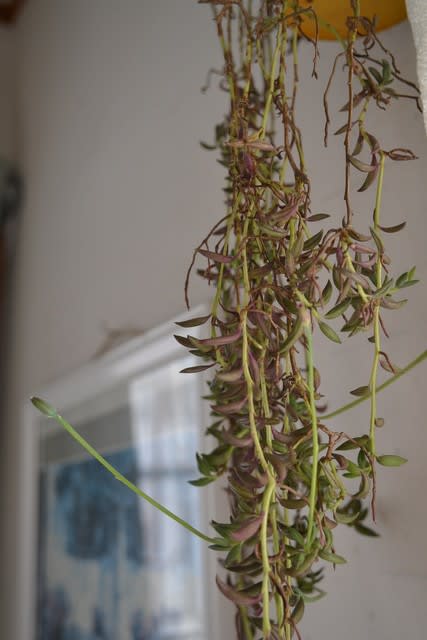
[260, 22, 282, 138]
[261, 480, 276, 639]
[284, 350, 292, 640]
[303, 318, 319, 546]
[240, 606, 254, 640]
[369, 152, 385, 455]
[260, 352, 286, 637]
[212, 5, 236, 106]
[242, 318, 271, 474]
[323, 349, 427, 420]
[241, 312, 274, 637]
[31, 397, 214, 544]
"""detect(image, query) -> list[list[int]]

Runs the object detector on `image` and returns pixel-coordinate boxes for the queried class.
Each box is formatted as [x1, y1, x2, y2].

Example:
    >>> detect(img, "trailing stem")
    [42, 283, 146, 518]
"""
[369, 152, 385, 457]
[303, 314, 319, 547]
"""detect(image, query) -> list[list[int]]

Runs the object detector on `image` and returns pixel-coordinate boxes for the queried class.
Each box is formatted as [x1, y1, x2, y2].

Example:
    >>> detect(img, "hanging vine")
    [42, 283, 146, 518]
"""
[180, 1, 423, 638]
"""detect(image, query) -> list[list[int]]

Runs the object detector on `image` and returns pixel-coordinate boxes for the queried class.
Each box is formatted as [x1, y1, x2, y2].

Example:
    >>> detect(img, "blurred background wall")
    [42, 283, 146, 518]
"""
[0, 29, 16, 159]
[0, 1, 426, 638]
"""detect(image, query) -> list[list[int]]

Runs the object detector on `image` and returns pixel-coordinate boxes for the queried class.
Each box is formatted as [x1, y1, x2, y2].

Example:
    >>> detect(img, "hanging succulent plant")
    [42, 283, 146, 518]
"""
[180, 1, 424, 638]
[33, 1, 427, 639]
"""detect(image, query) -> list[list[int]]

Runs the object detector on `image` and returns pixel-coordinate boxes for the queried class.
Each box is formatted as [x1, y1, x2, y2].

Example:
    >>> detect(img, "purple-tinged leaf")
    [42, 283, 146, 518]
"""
[200, 327, 242, 347]
[176, 314, 211, 328]
[220, 430, 253, 447]
[248, 350, 260, 386]
[351, 132, 365, 157]
[380, 297, 407, 310]
[243, 152, 256, 177]
[246, 140, 277, 152]
[215, 576, 262, 606]
[216, 367, 243, 382]
[332, 454, 349, 470]
[341, 268, 371, 289]
[386, 147, 418, 161]
[358, 160, 379, 192]
[267, 453, 288, 482]
[270, 201, 300, 225]
[198, 248, 234, 264]
[348, 155, 378, 173]
[198, 327, 242, 347]
[347, 228, 371, 242]
[174, 334, 195, 348]
[180, 363, 215, 374]
[366, 132, 380, 153]
[379, 354, 400, 374]
[323, 515, 338, 530]
[230, 514, 264, 542]
[350, 243, 376, 255]
[339, 91, 366, 112]
[370, 227, 384, 254]
[233, 470, 267, 490]
[379, 221, 406, 234]
[211, 396, 247, 415]
[272, 428, 299, 445]
[307, 213, 330, 222]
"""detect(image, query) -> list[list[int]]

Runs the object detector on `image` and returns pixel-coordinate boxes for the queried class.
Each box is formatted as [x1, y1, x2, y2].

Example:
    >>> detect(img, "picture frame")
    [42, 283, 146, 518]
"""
[19, 307, 231, 640]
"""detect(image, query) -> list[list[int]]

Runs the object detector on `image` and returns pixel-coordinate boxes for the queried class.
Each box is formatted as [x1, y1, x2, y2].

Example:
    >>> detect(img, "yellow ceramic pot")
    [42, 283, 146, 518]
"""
[299, 0, 407, 40]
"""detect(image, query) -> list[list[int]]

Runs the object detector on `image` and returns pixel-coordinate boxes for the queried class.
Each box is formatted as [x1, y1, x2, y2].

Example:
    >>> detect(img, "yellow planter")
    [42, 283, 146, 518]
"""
[299, 0, 407, 40]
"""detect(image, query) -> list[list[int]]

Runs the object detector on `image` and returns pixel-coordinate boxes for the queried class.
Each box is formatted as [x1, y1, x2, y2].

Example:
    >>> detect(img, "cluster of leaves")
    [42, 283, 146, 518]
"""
[178, 1, 420, 639]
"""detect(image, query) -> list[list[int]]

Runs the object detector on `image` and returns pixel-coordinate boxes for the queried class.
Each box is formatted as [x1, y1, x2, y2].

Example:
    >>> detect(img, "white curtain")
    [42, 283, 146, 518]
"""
[406, 0, 427, 132]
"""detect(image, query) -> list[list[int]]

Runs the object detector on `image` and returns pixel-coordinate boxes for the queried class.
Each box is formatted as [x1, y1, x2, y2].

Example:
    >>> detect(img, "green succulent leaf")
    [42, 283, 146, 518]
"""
[318, 321, 342, 344]
[376, 454, 408, 467]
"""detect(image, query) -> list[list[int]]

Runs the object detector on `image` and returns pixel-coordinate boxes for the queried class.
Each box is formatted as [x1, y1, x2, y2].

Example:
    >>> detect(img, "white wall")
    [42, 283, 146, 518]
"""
[1, 1, 426, 638]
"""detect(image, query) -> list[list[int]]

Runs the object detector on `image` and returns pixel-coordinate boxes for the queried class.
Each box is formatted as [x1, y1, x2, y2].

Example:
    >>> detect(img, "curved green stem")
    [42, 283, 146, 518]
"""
[240, 607, 254, 640]
[31, 397, 214, 544]
[261, 480, 276, 639]
[303, 319, 319, 546]
[369, 152, 385, 455]
[261, 22, 282, 138]
[323, 349, 427, 420]
[260, 352, 286, 636]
